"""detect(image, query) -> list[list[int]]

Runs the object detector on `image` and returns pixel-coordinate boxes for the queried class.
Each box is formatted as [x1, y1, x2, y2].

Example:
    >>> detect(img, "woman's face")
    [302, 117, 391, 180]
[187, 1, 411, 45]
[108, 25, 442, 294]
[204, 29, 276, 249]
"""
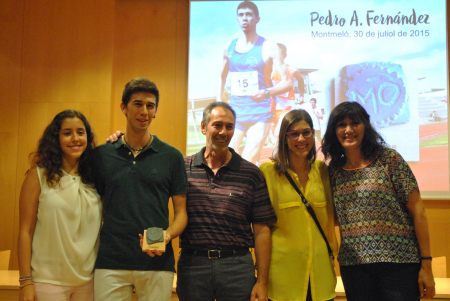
[59, 117, 87, 163]
[335, 117, 365, 151]
[286, 120, 314, 160]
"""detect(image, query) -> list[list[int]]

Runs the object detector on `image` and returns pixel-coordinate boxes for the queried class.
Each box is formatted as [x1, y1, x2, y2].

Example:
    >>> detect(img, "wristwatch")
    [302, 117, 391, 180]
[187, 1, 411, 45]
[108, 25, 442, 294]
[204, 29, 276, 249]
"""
[264, 89, 271, 99]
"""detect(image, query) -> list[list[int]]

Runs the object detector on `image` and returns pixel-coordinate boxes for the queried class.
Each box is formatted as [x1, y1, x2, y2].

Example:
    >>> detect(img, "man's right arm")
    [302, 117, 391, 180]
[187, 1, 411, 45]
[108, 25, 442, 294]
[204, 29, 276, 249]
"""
[260, 41, 293, 100]
[217, 45, 229, 101]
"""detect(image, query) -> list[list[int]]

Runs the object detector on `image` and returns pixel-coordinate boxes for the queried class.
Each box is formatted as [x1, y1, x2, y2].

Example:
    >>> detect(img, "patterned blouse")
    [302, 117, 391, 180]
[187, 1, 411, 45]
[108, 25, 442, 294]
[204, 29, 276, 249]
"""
[330, 147, 420, 266]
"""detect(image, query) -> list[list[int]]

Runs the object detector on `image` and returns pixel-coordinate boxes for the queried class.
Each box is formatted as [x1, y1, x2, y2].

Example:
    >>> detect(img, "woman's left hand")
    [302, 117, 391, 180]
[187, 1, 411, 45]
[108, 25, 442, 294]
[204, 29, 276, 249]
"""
[406, 190, 435, 299]
[418, 263, 435, 299]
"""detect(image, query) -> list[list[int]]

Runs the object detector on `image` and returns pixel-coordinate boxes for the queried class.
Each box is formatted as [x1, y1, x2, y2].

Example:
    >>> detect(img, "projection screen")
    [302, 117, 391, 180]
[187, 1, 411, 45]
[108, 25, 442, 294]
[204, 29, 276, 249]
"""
[187, 0, 449, 199]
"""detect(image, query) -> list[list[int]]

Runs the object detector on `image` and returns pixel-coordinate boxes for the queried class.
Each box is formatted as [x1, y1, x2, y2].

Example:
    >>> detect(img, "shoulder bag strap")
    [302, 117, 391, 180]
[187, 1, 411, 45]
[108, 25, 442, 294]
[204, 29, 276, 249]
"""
[284, 171, 334, 260]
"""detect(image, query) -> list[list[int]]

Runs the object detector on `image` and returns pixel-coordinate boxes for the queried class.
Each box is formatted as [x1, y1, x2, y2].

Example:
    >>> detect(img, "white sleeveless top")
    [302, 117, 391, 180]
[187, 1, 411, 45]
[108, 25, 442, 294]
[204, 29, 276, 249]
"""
[31, 166, 102, 286]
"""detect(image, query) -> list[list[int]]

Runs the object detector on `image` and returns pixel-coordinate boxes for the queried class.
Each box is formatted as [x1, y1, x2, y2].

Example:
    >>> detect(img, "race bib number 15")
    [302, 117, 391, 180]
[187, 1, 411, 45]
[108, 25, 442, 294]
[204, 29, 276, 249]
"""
[229, 71, 258, 96]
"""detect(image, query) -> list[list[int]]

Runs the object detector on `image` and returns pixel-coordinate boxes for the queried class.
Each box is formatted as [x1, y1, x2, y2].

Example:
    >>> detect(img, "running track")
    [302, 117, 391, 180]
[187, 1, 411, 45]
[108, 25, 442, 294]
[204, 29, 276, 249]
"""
[411, 122, 448, 191]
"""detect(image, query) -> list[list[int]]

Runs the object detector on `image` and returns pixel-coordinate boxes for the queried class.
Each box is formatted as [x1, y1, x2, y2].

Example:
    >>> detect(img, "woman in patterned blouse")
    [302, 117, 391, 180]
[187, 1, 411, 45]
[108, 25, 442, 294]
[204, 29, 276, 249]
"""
[321, 102, 435, 301]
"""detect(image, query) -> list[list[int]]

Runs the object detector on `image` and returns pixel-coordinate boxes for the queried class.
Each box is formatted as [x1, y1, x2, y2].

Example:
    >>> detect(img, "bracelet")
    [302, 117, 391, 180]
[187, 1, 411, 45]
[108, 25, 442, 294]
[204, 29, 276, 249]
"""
[20, 282, 34, 289]
[19, 276, 32, 281]
[421, 256, 433, 260]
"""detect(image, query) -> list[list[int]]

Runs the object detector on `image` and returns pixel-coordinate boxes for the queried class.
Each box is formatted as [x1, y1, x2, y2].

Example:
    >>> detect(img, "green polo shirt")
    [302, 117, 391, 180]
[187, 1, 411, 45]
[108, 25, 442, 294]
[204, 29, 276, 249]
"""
[94, 135, 187, 271]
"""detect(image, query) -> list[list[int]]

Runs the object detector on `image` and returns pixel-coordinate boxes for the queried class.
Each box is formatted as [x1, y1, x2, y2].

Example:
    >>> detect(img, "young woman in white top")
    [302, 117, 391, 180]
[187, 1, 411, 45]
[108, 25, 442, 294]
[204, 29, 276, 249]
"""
[18, 110, 102, 301]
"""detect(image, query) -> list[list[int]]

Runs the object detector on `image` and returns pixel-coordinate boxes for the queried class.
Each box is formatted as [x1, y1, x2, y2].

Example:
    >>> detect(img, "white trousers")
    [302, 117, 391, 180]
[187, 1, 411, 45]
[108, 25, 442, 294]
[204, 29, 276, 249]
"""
[94, 269, 174, 301]
[34, 279, 94, 301]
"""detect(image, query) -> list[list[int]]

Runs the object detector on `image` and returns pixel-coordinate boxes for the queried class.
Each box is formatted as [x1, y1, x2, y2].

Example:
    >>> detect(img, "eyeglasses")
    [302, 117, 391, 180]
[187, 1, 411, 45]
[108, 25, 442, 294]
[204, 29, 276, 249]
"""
[286, 129, 314, 140]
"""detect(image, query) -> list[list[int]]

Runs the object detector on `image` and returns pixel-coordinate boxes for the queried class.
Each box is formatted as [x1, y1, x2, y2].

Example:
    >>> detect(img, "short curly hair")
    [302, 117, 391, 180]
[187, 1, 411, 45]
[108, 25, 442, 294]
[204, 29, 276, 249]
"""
[31, 110, 96, 187]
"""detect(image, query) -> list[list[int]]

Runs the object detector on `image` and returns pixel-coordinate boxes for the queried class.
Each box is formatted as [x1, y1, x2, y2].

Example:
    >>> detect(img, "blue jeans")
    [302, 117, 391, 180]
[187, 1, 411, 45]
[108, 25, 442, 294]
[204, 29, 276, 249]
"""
[176, 250, 256, 301]
[340, 263, 421, 301]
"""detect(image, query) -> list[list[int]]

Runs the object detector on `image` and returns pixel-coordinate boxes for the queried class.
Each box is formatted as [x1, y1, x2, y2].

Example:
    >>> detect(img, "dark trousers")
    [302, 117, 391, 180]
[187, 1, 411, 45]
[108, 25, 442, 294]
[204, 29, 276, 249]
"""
[340, 262, 421, 301]
[176, 250, 255, 301]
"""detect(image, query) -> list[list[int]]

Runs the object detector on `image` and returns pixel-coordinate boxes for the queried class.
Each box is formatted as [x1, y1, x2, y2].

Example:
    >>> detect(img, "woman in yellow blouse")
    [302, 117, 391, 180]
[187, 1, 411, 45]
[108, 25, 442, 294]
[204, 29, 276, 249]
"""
[260, 109, 338, 301]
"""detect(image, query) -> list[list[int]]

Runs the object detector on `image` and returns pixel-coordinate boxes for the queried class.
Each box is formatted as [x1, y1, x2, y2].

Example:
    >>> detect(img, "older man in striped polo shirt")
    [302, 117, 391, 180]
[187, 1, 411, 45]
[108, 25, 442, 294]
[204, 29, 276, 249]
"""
[177, 101, 276, 301]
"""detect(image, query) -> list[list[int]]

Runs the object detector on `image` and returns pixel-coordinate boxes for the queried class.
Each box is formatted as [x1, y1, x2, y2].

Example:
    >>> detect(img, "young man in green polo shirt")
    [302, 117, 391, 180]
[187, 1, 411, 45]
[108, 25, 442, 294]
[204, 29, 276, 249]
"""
[93, 77, 188, 301]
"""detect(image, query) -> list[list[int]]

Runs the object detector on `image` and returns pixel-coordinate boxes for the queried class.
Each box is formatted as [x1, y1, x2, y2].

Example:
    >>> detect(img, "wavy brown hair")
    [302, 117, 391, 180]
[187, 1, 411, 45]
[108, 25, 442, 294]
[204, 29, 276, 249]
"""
[30, 110, 96, 187]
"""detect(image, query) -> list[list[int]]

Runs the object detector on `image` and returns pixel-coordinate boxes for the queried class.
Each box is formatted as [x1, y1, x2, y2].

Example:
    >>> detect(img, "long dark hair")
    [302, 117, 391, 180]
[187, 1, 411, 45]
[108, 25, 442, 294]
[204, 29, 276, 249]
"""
[31, 110, 96, 187]
[321, 102, 386, 169]
[272, 109, 316, 174]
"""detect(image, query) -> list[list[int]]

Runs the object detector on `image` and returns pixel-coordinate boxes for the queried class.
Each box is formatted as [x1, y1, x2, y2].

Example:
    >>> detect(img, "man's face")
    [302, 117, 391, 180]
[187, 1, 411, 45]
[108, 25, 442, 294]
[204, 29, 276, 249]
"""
[120, 92, 157, 132]
[201, 107, 235, 153]
[311, 101, 317, 109]
[237, 8, 259, 32]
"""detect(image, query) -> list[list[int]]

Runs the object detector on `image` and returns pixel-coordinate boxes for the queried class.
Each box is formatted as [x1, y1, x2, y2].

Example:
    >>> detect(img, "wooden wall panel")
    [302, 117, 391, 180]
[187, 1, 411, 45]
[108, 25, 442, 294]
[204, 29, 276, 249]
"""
[6, 0, 115, 270]
[111, 0, 188, 153]
[425, 200, 450, 276]
[174, 0, 190, 153]
[0, 133, 19, 270]
[0, 0, 24, 270]
[20, 0, 115, 104]
[0, 0, 23, 133]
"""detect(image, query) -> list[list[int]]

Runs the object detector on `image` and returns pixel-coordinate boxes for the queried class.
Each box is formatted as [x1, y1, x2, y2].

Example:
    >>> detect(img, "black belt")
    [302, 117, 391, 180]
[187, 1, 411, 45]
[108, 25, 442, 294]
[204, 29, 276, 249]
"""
[182, 248, 249, 259]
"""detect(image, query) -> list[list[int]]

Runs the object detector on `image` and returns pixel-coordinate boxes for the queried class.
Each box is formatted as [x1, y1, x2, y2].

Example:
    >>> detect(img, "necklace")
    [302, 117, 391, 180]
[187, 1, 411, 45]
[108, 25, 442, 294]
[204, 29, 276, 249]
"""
[123, 135, 153, 152]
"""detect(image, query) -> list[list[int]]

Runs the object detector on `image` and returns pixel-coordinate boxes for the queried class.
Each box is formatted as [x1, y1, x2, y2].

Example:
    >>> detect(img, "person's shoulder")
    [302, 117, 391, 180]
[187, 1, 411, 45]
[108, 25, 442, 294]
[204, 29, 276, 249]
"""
[259, 161, 280, 180]
[384, 146, 399, 155]
[95, 141, 115, 153]
[239, 157, 263, 174]
[183, 154, 195, 164]
[259, 160, 275, 172]
[378, 146, 402, 160]
[224, 38, 238, 52]
[97, 141, 112, 147]
[376, 147, 408, 170]
[154, 137, 183, 156]
[314, 159, 328, 171]
[262, 38, 278, 50]
[327, 160, 340, 178]
[28, 165, 40, 178]
[313, 159, 331, 180]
